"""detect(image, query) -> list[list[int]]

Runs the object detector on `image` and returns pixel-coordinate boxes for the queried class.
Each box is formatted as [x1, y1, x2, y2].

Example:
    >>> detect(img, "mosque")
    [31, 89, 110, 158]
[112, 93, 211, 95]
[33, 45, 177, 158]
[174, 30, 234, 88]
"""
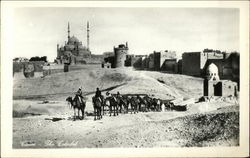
[55, 22, 92, 65]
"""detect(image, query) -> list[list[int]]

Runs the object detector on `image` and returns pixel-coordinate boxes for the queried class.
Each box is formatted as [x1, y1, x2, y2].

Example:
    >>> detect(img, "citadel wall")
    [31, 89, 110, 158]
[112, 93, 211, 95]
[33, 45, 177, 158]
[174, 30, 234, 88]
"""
[182, 50, 237, 78]
[161, 59, 177, 72]
[182, 52, 201, 76]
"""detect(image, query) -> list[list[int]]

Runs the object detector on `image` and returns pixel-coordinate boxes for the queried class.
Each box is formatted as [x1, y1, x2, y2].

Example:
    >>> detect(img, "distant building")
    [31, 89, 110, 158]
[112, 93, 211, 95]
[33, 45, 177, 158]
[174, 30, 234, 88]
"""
[158, 50, 177, 72]
[103, 56, 115, 68]
[129, 50, 178, 72]
[114, 42, 129, 68]
[55, 22, 92, 65]
[102, 42, 129, 68]
[13, 57, 29, 62]
[125, 54, 147, 68]
[177, 59, 182, 74]
[182, 49, 239, 85]
[13, 61, 45, 78]
[161, 58, 177, 72]
[203, 52, 239, 85]
[182, 51, 207, 76]
[101, 62, 111, 68]
[203, 63, 238, 97]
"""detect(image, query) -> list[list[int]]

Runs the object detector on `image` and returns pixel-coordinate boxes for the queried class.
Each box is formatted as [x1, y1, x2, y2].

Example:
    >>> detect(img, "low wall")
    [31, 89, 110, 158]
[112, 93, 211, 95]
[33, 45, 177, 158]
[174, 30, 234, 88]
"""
[13, 61, 45, 73]
[43, 65, 64, 76]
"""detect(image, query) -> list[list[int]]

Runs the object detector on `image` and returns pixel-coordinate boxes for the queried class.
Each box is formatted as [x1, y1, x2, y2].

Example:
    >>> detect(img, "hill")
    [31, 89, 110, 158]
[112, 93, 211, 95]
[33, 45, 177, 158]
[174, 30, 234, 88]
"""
[13, 66, 203, 101]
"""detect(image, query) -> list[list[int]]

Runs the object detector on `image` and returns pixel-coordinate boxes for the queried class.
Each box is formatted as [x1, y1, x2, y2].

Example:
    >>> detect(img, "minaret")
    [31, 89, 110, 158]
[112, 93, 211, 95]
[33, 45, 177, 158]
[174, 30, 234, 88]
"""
[68, 22, 70, 43]
[87, 21, 90, 50]
[57, 44, 59, 58]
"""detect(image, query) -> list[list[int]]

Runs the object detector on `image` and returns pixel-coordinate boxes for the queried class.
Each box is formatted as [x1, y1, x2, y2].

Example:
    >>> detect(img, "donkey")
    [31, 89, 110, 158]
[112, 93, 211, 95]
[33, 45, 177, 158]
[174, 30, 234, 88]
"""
[66, 96, 86, 121]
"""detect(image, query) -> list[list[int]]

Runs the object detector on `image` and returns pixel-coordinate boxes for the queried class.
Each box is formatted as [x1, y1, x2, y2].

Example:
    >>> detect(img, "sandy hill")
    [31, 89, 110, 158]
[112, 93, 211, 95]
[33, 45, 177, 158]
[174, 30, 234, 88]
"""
[13, 66, 203, 101]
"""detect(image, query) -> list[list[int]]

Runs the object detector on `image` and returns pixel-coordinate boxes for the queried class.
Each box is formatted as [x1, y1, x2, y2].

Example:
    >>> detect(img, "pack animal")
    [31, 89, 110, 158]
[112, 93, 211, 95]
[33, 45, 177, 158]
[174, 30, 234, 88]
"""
[104, 95, 119, 116]
[92, 96, 103, 120]
[129, 96, 139, 114]
[66, 96, 86, 121]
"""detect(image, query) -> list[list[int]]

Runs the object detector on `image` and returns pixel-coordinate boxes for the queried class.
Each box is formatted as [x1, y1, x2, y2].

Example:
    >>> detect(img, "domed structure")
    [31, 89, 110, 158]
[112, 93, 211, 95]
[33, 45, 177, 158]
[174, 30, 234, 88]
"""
[206, 63, 220, 81]
[204, 63, 238, 97]
[56, 22, 91, 65]
[68, 36, 79, 44]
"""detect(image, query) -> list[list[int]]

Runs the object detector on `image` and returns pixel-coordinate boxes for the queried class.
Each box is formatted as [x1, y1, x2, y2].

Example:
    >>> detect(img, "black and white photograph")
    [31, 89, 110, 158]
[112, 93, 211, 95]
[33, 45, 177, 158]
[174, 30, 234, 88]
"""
[1, 1, 249, 157]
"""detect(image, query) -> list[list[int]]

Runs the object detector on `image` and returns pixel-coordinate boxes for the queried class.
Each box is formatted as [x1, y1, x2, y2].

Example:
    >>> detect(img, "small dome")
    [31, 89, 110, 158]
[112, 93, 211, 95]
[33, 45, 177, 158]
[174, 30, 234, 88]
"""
[206, 63, 220, 81]
[207, 63, 218, 74]
[68, 36, 79, 43]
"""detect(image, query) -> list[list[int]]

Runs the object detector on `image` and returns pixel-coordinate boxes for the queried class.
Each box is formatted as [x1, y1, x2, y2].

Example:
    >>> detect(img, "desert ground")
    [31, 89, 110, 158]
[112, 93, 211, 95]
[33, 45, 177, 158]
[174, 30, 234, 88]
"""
[13, 65, 239, 148]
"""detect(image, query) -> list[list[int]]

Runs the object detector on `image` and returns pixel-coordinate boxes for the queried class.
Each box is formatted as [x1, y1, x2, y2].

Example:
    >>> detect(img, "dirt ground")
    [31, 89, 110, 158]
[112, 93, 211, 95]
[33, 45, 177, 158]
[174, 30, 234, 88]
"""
[13, 66, 239, 148]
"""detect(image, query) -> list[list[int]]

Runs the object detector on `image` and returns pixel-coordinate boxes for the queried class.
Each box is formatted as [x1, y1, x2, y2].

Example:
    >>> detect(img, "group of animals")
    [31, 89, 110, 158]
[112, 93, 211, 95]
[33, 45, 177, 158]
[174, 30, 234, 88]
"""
[66, 93, 187, 121]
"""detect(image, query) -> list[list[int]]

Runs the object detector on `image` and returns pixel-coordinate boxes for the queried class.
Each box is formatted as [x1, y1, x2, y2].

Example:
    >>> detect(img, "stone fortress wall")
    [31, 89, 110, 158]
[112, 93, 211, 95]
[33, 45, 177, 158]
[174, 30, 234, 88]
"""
[103, 46, 239, 87]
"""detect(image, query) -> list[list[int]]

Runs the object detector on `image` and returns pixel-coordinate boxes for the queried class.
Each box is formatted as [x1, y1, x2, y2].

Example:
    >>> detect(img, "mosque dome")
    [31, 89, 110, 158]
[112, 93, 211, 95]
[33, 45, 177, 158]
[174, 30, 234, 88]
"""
[65, 44, 75, 50]
[207, 63, 218, 74]
[206, 63, 220, 81]
[68, 36, 79, 43]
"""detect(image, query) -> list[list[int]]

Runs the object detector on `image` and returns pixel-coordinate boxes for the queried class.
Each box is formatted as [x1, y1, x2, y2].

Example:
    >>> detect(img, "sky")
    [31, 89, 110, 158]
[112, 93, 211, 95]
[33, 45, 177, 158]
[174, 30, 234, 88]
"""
[13, 7, 239, 62]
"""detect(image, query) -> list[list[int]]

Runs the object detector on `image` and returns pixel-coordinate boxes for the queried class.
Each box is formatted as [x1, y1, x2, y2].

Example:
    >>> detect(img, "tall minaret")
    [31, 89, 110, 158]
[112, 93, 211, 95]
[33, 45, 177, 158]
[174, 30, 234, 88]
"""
[68, 22, 70, 43]
[87, 21, 90, 50]
[57, 44, 59, 58]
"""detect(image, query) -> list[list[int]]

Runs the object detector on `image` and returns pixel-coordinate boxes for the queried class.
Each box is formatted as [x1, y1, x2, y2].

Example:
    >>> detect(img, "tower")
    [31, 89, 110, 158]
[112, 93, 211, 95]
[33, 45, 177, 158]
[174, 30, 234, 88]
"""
[87, 21, 90, 50]
[68, 22, 70, 43]
[114, 43, 129, 68]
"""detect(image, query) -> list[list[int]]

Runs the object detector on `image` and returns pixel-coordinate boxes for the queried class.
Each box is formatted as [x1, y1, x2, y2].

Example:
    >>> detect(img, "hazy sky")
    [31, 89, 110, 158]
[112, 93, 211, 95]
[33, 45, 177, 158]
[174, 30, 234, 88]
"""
[13, 8, 239, 61]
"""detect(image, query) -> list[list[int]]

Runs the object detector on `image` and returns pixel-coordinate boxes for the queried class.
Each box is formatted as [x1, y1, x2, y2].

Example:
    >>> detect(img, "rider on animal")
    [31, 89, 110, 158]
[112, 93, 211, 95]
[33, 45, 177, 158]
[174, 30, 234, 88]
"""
[76, 87, 84, 104]
[95, 87, 102, 102]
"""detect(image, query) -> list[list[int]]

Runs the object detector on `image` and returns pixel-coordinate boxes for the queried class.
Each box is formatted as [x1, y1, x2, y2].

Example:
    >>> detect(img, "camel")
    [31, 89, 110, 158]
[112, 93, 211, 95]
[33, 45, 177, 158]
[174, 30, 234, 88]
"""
[129, 96, 139, 114]
[104, 95, 119, 116]
[120, 95, 130, 113]
[92, 96, 103, 120]
[66, 96, 86, 121]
